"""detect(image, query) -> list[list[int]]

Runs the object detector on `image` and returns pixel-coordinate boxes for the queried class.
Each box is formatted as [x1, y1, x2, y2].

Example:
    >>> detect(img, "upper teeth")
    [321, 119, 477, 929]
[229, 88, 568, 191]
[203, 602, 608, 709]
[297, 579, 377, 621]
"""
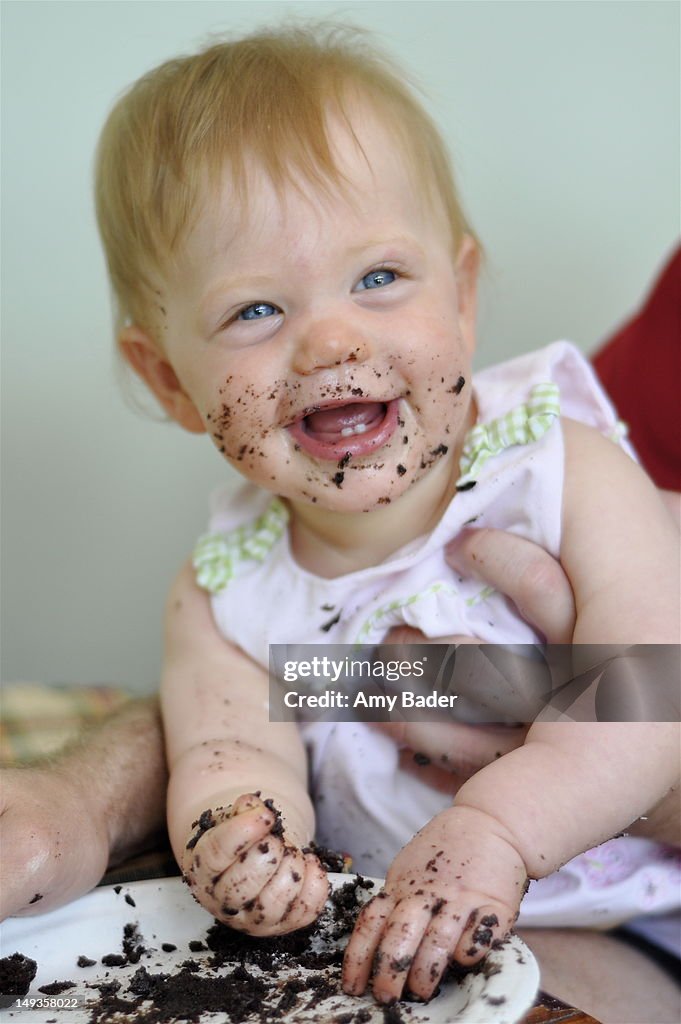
[340, 423, 368, 437]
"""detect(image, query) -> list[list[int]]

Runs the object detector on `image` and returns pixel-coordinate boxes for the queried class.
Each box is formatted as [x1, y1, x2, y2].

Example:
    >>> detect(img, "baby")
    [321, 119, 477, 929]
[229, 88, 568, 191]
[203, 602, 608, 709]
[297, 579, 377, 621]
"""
[94, 26, 679, 1005]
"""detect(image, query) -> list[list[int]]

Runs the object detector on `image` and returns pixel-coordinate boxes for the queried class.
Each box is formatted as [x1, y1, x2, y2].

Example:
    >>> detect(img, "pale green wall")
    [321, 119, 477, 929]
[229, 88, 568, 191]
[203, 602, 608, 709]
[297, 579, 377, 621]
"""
[2, 1, 678, 691]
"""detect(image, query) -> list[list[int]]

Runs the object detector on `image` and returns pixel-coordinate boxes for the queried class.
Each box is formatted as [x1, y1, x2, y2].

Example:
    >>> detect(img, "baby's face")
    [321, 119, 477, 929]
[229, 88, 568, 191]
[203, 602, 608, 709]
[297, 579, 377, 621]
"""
[157, 106, 478, 513]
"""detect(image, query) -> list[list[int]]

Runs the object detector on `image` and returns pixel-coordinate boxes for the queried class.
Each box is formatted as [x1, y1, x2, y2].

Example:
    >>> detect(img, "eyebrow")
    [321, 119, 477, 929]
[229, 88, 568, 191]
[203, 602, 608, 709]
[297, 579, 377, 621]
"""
[200, 275, 276, 316]
[346, 235, 427, 259]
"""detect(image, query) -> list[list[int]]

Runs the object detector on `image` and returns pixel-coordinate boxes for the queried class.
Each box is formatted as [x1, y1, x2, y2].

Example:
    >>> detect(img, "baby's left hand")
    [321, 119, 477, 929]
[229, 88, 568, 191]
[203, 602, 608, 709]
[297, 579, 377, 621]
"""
[342, 805, 526, 1004]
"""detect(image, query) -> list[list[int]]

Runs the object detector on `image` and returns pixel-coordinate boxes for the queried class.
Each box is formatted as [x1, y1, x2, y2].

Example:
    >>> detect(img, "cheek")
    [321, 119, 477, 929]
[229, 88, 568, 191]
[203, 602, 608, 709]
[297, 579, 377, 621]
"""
[204, 374, 289, 469]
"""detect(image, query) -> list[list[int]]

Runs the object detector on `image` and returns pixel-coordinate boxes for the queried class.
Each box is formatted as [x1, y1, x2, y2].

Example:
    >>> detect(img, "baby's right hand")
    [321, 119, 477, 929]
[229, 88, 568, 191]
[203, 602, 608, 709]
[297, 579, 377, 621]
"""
[182, 793, 329, 936]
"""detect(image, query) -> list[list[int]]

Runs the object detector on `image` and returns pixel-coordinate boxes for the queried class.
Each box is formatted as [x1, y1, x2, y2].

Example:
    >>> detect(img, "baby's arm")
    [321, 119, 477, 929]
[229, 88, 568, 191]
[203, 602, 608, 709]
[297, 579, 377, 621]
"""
[345, 420, 680, 1002]
[161, 561, 328, 935]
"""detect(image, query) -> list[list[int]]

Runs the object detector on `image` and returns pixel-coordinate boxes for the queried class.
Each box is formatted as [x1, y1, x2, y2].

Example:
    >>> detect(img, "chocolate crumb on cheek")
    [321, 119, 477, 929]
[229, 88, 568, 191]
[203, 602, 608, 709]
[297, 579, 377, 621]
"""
[332, 471, 345, 488]
[453, 376, 466, 395]
[396, 464, 407, 476]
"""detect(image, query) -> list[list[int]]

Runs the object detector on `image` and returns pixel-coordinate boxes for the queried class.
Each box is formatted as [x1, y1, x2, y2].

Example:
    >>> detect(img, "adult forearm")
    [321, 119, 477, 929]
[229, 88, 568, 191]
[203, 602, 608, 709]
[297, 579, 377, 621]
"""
[62, 694, 168, 865]
[0, 695, 167, 919]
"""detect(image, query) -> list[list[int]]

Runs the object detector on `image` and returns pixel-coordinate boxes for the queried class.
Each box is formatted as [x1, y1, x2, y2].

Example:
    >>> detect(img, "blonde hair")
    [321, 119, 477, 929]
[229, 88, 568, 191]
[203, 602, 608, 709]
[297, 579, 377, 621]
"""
[95, 23, 475, 340]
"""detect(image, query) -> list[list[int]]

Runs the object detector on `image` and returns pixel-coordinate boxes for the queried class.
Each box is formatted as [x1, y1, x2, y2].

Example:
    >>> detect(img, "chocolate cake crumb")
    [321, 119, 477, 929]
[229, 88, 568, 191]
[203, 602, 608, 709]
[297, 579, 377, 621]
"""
[38, 980, 76, 995]
[186, 808, 217, 850]
[101, 954, 127, 967]
[28, 892, 43, 904]
[160, 944, 177, 954]
[124, 893, 137, 907]
[123, 922, 146, 964]
[382, 1004, 407, 1023]
[305, 843, 350, 874]
[188, 940, 206, 953]
[262, 799, 285, 838]
[412, 752, 430, 766]
[320, 610, 342, 632]
[0, 952, 37, 997]
[78, 956, 97, 968]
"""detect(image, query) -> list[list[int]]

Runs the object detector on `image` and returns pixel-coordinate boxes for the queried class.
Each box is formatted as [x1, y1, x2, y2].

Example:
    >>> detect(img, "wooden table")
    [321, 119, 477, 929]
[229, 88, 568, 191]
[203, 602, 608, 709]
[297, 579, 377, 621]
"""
[524, 993, 600, 1024]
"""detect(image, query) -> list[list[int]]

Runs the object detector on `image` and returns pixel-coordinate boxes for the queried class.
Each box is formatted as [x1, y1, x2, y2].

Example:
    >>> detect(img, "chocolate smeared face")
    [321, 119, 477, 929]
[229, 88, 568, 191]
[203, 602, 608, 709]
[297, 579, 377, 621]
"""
[157, 103, 477, 513]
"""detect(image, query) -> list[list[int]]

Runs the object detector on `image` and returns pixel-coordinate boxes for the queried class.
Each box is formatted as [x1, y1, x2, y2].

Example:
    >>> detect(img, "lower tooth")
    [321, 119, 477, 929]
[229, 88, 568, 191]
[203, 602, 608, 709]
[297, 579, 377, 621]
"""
[340, 423, 368, 438]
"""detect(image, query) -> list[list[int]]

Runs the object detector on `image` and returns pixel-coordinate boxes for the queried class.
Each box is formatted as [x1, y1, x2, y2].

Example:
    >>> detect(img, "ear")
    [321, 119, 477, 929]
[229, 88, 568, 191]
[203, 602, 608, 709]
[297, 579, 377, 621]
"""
[454, 234, 480, 356]
[118, 324, 206, 434]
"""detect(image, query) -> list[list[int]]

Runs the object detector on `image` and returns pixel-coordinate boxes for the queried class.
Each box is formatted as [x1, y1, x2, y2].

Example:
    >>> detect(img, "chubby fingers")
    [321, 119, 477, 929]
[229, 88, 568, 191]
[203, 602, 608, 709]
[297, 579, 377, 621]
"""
[343, 890, 397, 996]
[188, 809, 329, 936]
[408, 901, 512, 1000]
[240, 848, 329, 936]
[446, 528, 576, 643]
[184, 799, 276, 877]
[343, 892, 513, 1004]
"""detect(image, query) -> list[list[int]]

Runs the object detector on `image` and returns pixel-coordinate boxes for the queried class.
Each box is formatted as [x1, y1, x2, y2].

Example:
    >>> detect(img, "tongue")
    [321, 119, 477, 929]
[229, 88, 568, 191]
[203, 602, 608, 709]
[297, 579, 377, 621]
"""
[305, 402, 384, 440]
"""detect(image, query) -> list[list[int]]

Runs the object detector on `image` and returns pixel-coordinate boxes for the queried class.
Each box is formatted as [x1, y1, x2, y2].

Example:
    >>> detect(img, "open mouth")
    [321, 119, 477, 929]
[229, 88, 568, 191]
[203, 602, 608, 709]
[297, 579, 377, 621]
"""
[288, 399, 400, 461]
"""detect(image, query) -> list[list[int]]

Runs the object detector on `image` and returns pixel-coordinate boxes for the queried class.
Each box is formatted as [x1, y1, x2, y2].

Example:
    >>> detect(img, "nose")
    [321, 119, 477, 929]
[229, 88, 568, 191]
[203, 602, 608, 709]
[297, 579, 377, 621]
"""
[291, 317, 371, 376]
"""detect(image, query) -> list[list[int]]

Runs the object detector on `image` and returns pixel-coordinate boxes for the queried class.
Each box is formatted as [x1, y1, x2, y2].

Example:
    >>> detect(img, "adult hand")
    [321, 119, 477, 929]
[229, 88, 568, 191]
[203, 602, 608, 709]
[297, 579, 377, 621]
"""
[376, 528, 577, 782]
[0, 696, 167, 921]
[448, 527, 577, 644]
[0, 764, 110, 920]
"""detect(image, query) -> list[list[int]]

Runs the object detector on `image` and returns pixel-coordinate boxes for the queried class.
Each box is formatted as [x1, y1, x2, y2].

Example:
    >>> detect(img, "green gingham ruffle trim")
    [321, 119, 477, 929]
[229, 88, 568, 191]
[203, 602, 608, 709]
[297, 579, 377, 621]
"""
[193, 497, 289, 595]
[456, 381, 560, 489]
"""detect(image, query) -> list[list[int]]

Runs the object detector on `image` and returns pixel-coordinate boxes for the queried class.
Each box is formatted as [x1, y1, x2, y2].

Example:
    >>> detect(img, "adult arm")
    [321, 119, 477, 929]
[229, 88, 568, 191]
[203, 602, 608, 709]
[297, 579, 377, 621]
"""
[0, 695, 167, 920]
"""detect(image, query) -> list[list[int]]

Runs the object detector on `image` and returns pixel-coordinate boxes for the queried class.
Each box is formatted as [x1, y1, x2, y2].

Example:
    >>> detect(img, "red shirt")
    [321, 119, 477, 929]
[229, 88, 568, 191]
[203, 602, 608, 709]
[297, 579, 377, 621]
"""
[592, 246, 681, 491]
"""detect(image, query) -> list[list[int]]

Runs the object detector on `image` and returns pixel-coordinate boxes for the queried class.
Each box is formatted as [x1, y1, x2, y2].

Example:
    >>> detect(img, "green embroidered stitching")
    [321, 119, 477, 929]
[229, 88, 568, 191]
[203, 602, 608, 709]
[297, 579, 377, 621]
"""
[457, 381, 560, 488]
[354, 582, 454, 645]
[193, 497, 289, 594]
[465, 585, 495, 607]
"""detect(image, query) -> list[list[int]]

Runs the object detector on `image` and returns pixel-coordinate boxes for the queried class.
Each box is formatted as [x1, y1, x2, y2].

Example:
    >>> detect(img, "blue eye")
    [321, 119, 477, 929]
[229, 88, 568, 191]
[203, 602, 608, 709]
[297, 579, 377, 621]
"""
[358, 269, 397, 290]
[238, 302, 278, 321]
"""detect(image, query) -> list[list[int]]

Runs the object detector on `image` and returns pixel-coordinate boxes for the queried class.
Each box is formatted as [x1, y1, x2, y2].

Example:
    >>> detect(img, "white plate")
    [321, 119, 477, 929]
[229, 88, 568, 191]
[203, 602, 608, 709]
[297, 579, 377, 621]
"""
[0, 875, 539, 1024]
